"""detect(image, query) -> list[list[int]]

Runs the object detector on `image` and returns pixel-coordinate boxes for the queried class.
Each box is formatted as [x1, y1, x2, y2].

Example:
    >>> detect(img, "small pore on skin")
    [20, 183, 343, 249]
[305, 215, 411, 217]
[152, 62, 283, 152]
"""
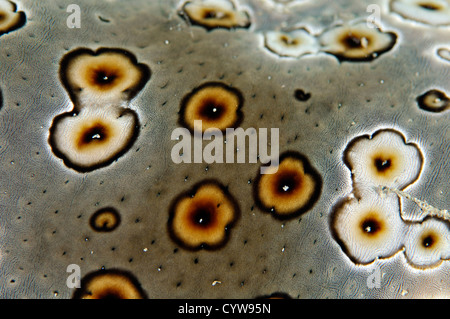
[89, 207, 121, 232]
[253, 151, 322, 220]
[390, 0, 450, 25]
[343, 129, 423, 195]
[416, 89, 449, 113]
[73, 269, 147, 299]
[60, 47, 151, 104]
[330, 190, 406, 265]
[0, 0, 26, 36]
[179, 81, 244, 133]
[48, 106, 139, 172]
[180, 0, 251, 30]
[319, 22, 397, 62]
[264, 29, 319, 58]
[403, 218, 450, 269]
[168, 180, 240, 250]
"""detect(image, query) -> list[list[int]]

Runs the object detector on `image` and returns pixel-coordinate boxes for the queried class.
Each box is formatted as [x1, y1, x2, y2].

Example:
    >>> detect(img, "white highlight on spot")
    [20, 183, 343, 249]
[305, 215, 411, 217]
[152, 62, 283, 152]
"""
[171, 120, 279, 174]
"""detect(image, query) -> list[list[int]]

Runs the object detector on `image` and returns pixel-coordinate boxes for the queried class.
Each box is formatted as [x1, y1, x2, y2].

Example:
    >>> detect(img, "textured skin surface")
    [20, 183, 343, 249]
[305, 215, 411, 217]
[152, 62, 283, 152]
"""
[0, 0, 448, 298]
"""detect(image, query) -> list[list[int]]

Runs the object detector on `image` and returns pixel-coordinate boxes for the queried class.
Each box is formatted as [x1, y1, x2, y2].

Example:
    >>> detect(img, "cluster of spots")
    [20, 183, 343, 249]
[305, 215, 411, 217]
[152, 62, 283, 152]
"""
[48, 48, 150, 172]
[89, 207, 121, 232]
[0, 0, 26, 36]
[73, 269, 147, 299]
[178, 81, 244, 133]
[168, 180, 240, 250]
[332, 129, 450, 268]
[416, 89, 449, 113]
[179, 0, 251, 30]
[390, 0, 450, 25]
[263, 21, 397, 61]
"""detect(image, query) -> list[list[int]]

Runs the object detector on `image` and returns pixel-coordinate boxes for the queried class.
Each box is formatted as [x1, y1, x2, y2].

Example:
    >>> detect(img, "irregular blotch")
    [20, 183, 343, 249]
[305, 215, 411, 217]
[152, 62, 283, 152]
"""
[253, 151, 322, 220]
[180, 0, 251, 30]
[89, 207, 121, 232]
[60, 47, 151, 104]
[294, 89, 311, 102]
[416, 89, 449, 113]
[49, 47, 150, 173]
[0, 0, 26, 36]
[73, 269, 147, 299]
[390, 0, 450, 25]
[264, 29, 319, 58]
[330, 190, 407, 264]
[49, 106, 139, 172]
[319, 22, 397, 62]
[168, 180, 240, 250]
[179, 81, 244, 133]
[404, 218, 450, 269]
[344, 129, 423, 195]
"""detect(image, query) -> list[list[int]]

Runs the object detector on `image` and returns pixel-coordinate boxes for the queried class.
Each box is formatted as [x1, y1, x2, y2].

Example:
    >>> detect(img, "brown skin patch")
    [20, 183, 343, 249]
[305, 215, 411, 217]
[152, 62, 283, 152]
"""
[178, 81, 244, 133]
[73, 269, 147, 299]
[253, 151, 322, 220]
[89, 207, 121, 232]
[168, 180, 240, 251]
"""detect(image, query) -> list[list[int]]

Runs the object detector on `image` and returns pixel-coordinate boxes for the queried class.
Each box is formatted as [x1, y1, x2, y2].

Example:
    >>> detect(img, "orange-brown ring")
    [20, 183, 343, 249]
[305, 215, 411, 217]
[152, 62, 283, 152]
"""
[253, 151, 322, 220]
[167, 179, 240, 250]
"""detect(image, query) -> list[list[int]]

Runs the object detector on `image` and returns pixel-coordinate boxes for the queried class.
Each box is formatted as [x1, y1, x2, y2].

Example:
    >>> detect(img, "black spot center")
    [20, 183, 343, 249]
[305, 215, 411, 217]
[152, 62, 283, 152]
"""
[343, 34, 367, 49]
[81, 125, 107, 145]
[374, 157, 391, 172]
[94, 70, 117, 85]
[361, 218, 381, 235]
[200, 100, 224, 120]
[276, 174, 300, 195]
[192, 207, 214, 227]
[422, 234, 435, 248]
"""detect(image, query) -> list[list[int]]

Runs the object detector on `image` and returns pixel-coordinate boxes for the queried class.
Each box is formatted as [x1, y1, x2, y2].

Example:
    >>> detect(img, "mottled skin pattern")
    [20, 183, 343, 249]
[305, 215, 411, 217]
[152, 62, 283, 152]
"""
[0, 0, 448, 298]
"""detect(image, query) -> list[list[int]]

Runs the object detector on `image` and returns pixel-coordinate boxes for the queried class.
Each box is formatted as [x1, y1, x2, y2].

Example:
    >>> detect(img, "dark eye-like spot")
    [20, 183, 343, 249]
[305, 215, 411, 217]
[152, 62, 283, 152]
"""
[168, 180, 240, 250]
[179, 82, 244, 133]
[254, 151, 322, 220]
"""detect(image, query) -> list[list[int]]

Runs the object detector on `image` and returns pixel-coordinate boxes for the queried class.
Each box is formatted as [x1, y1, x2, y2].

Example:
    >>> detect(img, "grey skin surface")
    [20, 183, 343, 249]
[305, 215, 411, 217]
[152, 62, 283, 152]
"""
[0, 0, 448, 298]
